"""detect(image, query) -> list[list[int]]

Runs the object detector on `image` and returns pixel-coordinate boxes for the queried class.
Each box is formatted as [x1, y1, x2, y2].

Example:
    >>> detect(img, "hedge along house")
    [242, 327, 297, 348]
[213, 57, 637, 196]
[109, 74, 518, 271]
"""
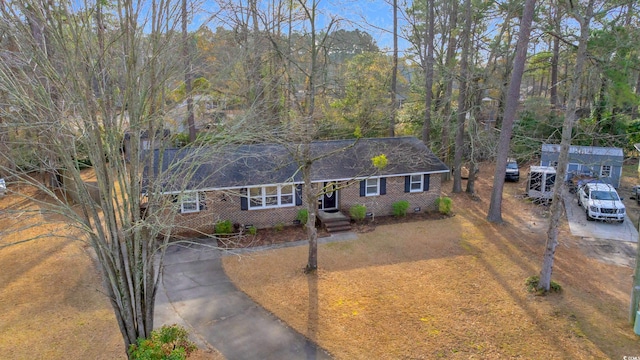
[540, 144, 623, 188]
[142, 137, 449, 236]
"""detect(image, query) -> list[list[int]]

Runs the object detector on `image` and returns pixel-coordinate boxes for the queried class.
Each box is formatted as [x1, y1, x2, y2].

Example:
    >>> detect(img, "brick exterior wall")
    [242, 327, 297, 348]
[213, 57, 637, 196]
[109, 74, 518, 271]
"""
[170, 174, 443, 235]
[171, 190, 304, 234]
[337, 175, 442, 217]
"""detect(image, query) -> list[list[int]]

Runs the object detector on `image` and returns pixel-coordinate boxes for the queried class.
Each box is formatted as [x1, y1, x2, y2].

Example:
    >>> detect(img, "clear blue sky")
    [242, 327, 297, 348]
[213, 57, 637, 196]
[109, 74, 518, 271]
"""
[190, 0, 410, 53]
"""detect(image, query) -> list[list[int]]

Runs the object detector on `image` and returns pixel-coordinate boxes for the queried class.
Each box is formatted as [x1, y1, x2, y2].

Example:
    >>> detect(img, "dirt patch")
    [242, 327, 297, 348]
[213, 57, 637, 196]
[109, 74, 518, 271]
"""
[350, 211, 451, 233]
[184, 211, 449, 250]
[575, 238, 637, 268]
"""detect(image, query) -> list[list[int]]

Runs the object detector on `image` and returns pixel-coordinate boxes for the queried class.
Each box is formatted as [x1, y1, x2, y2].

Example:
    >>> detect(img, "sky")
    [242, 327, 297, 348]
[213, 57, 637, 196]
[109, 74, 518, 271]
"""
[191, 0, 410, 53]
[67, 0, 410, 53]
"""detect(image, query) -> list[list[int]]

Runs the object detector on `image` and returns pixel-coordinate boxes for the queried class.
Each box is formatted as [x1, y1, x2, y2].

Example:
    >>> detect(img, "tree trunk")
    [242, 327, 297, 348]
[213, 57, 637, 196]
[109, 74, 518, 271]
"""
[539, 0, 595, 292]
[299, 0, 321, 272]
[439, 0, 458, 175]
[592, 75, 607, 146]
[183, 0, 196, 142]
[421, 0, 435, 145]
[632, 72, 640, 120]
[466, 162, 477, 195]
[390, 0, 398, 137]
[487, 0, 537, 223]
[304, 165, 318, 273]
[452, 0, 472, 194]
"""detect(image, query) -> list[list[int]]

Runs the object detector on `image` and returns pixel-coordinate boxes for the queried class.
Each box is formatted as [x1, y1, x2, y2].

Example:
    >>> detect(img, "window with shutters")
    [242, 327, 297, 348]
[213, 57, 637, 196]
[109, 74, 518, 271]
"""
[180, 192, 201, 214]
[410, 174, 423, 192]
[247, 184, 295, 209]
[365, 178, 379, 196]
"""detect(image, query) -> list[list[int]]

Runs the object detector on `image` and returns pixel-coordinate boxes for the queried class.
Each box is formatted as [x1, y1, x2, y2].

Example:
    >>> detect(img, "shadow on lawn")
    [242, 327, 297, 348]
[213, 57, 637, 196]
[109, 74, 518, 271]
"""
[305, 272, 322, 360]
[461, 238, 577, 359]
[459, 191, 635, 358]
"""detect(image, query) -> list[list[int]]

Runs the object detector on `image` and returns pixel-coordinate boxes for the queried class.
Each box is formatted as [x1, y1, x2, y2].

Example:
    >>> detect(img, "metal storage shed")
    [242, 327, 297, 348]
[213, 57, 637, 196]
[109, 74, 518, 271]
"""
[540, 144, 623, 188]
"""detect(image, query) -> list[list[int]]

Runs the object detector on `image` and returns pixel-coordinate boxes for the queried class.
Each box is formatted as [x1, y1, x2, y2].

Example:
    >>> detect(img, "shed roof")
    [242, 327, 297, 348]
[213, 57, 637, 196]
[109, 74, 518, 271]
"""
[145, 137, 449, 193]
[541, 144, 623, 158]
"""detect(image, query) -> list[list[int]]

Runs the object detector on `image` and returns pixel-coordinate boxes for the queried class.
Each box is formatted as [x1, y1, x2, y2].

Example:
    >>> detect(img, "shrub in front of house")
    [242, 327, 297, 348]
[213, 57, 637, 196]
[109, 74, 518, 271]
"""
[392, 200, 410, 217]
[214, 220, 233, 234]
[128, 324, 196, 360]
[349, 204, 367, 221]
[296, 209, 308, 225]
[247, 226, 257, 235]
[435, 196, 452, 215]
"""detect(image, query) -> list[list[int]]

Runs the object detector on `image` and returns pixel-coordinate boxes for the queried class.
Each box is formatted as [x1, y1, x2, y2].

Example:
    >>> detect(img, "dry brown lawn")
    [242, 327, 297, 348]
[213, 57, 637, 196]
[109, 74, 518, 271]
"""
[0, 184, 126, 359]
[0, 181, 221, 359]
[223, 164, 640, 359]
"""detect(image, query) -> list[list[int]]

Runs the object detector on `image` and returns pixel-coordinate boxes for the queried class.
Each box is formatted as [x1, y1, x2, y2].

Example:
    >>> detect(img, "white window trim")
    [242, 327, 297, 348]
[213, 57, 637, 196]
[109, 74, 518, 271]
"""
[600, 165, 611, 178]
[365, 178, 380, 196]
[248, 184, 295, 210]
[409, 174, 423, 193]
[180, 192, 200, 214]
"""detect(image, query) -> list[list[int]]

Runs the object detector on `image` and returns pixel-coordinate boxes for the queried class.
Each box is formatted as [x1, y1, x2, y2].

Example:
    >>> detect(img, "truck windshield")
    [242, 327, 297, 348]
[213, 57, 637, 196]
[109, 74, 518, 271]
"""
[591, 191, 620, 201]
[507, 163, 518, 169]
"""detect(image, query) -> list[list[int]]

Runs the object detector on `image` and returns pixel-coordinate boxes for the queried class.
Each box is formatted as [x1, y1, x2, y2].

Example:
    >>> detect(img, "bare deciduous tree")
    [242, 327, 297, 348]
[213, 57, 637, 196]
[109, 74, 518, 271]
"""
[0, 1, 243, 355]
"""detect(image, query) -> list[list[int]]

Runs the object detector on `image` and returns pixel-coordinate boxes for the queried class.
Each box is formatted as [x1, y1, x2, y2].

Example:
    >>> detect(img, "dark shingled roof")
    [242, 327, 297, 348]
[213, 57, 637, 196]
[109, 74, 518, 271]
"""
[146, 137, 449, 193]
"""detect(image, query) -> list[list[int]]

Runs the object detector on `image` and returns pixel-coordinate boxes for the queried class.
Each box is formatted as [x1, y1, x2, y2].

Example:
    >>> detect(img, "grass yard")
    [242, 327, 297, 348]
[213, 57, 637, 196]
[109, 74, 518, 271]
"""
[0, 179, 221, 359]
[0, 185, 126, 359]
[223, 165, 640, 359]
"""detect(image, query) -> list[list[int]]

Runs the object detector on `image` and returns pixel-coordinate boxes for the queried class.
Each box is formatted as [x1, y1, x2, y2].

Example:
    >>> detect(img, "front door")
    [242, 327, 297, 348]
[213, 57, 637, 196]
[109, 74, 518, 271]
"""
[318, 182, 338, 210]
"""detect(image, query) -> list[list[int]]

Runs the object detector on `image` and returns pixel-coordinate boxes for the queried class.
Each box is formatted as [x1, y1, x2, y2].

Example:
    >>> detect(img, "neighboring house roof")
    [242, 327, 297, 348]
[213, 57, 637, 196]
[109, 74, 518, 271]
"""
[541, 144, 623, 158]
[144, 137, 449, 193]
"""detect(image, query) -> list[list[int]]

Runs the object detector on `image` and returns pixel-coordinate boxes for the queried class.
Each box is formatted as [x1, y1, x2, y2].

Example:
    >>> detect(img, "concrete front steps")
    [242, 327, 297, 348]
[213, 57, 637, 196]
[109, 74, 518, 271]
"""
[317, 210, 352, 233]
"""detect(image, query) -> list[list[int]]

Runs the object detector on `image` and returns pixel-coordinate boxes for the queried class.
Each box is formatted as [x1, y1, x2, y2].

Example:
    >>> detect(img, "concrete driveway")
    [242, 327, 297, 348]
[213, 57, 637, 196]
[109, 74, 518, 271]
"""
[154, 238, 333, 360]
[563, 193, 638, 243]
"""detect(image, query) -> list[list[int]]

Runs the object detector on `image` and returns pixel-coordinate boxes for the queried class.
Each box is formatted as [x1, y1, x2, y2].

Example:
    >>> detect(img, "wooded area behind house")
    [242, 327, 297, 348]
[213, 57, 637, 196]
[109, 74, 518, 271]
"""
[3, 1, 639, 172]
[1, 0, 639, 355]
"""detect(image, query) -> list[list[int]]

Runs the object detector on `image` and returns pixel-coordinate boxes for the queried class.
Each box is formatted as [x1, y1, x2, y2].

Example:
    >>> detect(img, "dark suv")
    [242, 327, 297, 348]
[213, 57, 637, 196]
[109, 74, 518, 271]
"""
[505, 158, 519, 182]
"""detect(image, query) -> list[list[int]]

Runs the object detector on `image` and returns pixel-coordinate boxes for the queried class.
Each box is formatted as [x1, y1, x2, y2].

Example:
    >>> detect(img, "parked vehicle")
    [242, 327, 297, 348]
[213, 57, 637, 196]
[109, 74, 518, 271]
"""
[632, 185, 640, 205]
[577, 181, 625, 223]
[505, 158, 520, 182]
[527, 166, 556, 201]
[0, 178, 5, 196]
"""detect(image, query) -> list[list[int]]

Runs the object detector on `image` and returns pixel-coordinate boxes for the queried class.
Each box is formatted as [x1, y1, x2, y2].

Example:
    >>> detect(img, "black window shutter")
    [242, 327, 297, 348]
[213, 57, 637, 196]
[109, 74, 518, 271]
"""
[404, 176, 410, 193]
[359, 180, 366, 197]
[171, 195, 181, 213]
[295, 184, 303, 206]
[240, 188, 248, 210]
[380, 178, 386, 195]
[199, 192, 207, 210]
[423, 174, 430, 191]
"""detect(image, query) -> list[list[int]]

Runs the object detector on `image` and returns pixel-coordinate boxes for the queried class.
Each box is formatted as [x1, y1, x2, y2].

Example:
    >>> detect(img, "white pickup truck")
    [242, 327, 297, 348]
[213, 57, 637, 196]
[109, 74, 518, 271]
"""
[577, 181, 625, 223]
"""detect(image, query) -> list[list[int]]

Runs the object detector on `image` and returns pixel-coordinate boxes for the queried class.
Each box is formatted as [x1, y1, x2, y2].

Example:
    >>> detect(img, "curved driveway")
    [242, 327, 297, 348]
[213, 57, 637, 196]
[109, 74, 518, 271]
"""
[154, 238, 334, 360]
